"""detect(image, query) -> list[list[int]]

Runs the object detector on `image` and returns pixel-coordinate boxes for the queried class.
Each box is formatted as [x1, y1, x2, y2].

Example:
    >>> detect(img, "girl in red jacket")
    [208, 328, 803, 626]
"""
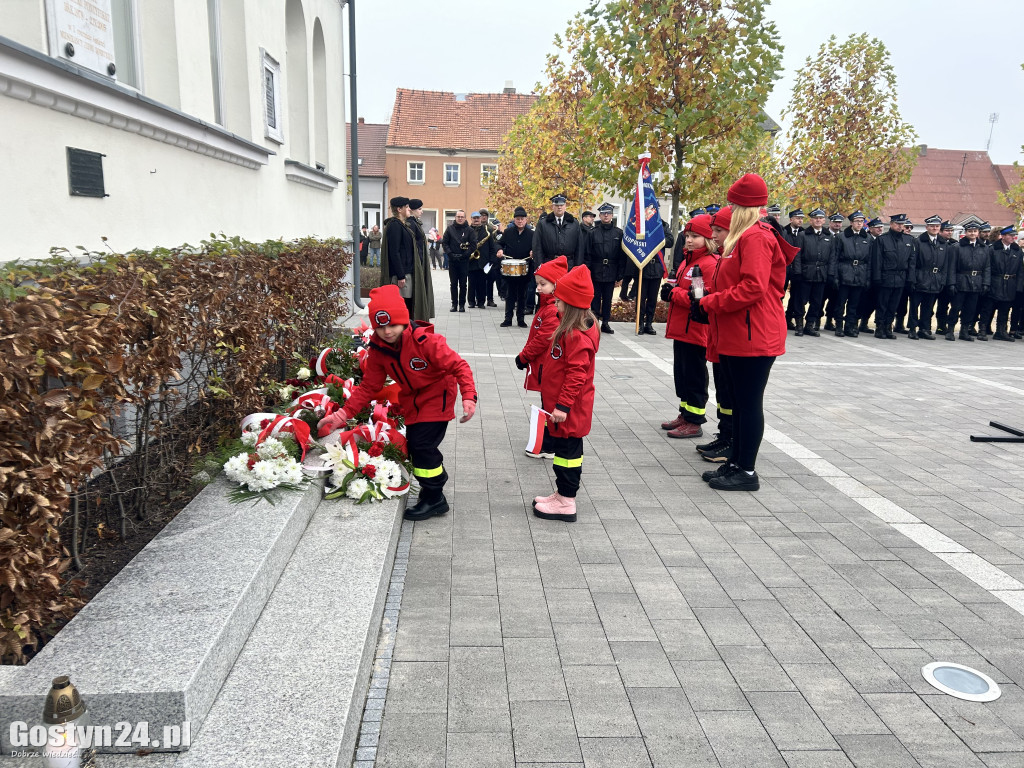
[532, 265, 600, 522]
[660, 213, 719, 439]
[690, 174, 797, 492]
[318, 285, 478, 520]
[516, 255, 568, 459]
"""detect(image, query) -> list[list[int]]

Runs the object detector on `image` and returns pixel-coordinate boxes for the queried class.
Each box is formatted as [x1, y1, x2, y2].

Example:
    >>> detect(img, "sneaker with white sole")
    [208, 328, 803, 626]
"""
[525, 449, 555, 459]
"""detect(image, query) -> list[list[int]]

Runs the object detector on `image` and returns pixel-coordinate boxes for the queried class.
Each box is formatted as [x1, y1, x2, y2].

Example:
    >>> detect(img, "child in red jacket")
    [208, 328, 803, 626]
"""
[516, 255, 568, 459]
[660, 213, 719, 439]
[532, 265, 600, 523]
[318, 285, 478, 520]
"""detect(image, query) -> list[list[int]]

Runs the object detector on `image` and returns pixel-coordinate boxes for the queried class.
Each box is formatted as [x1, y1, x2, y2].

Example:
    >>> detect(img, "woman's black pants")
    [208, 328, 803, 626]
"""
[719, 355, 775, 472]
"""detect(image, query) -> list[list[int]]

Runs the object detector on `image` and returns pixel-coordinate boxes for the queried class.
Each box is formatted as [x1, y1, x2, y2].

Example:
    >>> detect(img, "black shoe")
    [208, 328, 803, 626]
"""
[835, 328, 844, 337]
[708, 469, 759, 491]
[908, 330, 918, 340]
[500, 320, 513, 327]
[696, 434, 726, 453]
[487, 300, 497, 307]
[796, 325, 805, 336]
[1014, 332, 1023, 339]
[968, 328, 978, 336]
[824, 318, 836, 331]
[959, 331, 974, 341]
[701, 442, 732, 463]
[859, 321, 871, 332]
[702, 462, 739, 483]
[977, 333, 989, 341]
[642, 324, 657, 335]
[804, 323, 820, 337]
[517, 319, 528, 328]
[450, 305, 458, 313]
[894, 325, 908, 335]
[403, 494, 449, 521]
[459, 306, 466, 312]
[919, 330, 935, 340]
[994, 331, 1014, 341]
[874, 328, 885, 339]
[601, 322, 615, 334]
[945, 331, 956, 341]
[885, 325, 896, 339]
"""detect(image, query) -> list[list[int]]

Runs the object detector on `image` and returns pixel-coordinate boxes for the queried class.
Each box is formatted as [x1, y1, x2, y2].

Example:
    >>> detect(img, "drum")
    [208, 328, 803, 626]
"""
[501, 259, 528, 277]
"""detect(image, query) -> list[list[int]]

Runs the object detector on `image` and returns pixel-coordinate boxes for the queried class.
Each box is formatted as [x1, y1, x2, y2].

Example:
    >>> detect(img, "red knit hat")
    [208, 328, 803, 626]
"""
[726, 173, 768, 207]
[535, 255, 568, 284]
[368, 284, 410, 328]
[712, 206, 733, 231]
[684, 213, 714, 239]
[554, 265, 594, 309]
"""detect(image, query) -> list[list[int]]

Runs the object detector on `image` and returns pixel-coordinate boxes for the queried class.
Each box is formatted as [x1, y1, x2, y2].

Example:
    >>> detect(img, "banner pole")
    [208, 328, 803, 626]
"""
[634, 276, 642, 335]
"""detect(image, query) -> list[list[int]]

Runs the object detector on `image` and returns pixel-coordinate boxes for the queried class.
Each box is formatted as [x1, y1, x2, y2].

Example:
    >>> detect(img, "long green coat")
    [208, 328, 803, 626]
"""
[406, 217, 434, 321]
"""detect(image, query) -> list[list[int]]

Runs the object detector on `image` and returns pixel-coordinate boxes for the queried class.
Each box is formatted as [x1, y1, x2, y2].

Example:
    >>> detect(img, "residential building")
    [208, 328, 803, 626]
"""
[1, 0, 348, 260]
[385, 85, 537, 232]
[347, 117, 388, 229]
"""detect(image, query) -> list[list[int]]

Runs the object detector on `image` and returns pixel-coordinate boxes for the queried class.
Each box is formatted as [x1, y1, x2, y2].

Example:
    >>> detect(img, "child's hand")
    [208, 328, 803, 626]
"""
[317, 409, 350, 437]
[550, 408, 568, 424]
[460, 400, 477, 423]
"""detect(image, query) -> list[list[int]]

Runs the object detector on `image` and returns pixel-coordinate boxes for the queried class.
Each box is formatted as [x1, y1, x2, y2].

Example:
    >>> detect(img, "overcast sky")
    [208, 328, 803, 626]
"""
[350, 0, 1023, 165]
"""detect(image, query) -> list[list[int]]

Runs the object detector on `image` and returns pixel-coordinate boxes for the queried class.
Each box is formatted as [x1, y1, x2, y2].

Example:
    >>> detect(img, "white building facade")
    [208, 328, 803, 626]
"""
[0, 0, 348, 260]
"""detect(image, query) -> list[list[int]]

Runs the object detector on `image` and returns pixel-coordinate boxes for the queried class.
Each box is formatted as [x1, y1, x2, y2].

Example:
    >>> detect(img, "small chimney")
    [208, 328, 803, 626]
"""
[358, 117, 365, 124]
[503, 80, 515, 94]
[918, 144, 927, 156]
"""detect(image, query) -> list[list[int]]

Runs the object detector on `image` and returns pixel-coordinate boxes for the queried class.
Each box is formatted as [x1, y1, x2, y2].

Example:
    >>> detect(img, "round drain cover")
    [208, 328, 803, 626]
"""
[922, 662, 1001, 702]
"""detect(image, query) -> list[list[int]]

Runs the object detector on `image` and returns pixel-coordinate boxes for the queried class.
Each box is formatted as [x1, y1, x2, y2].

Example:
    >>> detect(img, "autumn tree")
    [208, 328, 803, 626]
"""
[578, 0, 784, 239]
[780, 33, 917, 216]
[485, 20, 603, 222]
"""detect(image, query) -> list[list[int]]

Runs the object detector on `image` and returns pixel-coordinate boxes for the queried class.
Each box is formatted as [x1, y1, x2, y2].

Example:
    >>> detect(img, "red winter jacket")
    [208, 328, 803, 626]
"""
[344, 322, 477, 424]
[666, 247, 719, 345]
[518, 293, 558, 392]
[539, 321, 600, 439]
[701, 222, 794, 358]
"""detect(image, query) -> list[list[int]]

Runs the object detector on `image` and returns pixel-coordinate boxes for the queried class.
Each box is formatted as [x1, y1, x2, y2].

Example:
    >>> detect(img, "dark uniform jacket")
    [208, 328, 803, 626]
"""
[441, 221, 477, 263]
[583, 221, 625, 282]
[383, 216, 414, 280]
[782, 225, 805, 281]
[469, 224, 498, 272]
[533, 211, 585, 267]
[953, 238, 991, 293]
[989, 242, 1024, 302]
[912, 233, 954, 294]
[871, 228, 915, 288]
[793, 228, 834, 283]
[830, 226, 871, 287]
[498, 223, 535, 277]
[625, 231, 674, 280]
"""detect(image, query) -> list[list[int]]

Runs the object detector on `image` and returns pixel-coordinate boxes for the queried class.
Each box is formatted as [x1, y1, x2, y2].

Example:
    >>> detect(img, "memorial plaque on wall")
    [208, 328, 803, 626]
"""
[46, 0, 117, 77]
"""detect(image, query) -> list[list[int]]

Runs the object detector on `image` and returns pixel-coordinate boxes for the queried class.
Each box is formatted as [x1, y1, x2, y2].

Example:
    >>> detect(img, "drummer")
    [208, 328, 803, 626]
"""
[498, 205, 536, 328]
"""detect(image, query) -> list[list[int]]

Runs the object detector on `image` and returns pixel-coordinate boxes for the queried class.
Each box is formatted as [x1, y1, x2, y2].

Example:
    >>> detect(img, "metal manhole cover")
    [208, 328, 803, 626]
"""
[922, 662, 1001, 702]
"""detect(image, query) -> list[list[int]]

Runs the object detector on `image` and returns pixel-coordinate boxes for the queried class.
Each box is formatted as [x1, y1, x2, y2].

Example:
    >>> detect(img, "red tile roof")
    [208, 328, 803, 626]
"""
[386, 88, 538, 152]
[882, 148, 1017, 226]
[346, 120, 389, 177]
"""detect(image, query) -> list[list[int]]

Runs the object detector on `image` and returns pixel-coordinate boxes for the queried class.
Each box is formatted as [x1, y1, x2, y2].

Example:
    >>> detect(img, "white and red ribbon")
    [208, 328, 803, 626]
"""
[314, 348, 335, 377]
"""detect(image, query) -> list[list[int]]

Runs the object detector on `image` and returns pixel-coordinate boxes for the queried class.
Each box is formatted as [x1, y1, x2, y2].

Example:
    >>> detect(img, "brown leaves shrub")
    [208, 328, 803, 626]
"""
[0, 236, 352, 663]
[609, 297, 669, 324]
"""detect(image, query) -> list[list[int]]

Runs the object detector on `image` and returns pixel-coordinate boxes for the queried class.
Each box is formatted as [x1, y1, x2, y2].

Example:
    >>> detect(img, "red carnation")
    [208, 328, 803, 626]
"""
[367, 443, 384, 457]
[362, 464, 377, 479]
[246, 453, 259, 470]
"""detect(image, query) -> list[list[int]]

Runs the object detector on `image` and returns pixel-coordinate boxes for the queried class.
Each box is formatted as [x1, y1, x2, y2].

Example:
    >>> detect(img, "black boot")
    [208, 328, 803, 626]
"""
[450, 303, 458, 313]
[885, 323, 896, 339]
[500, 317, 513, 327]
[824, 318, 836, 331]
[642, 323, 657, 336]
[404, 492, 450, 521]
[859, 320, 871, 333]
[874, 327, 886, 339]
[805, 321, 820, 337]
[959, 329, 974, 341]
[796, 321, 805, 336]
[601, 321, 615, 334]
[945, 331, 956, 341]
[844, 322, 857, 338]
[517, 315, 528, 328]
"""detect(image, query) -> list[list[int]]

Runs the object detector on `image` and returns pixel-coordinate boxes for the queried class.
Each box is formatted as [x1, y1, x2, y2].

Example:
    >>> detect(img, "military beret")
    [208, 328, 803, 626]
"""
[550, 194, 567, 204]
[598, 203, 615, 213]
[408, 198, 423, 210]
[924, 215, 942, 225]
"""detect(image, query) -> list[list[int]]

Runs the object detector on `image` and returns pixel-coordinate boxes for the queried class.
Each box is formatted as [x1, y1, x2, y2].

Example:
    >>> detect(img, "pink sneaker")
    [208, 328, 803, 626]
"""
[533, 493, 577, 522]
[533, 491, 558, 505]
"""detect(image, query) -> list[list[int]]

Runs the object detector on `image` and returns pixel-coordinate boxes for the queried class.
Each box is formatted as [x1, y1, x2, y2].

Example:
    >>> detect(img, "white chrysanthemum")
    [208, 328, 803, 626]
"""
[329, 468, 347, 488]
[256, 437, 287, 460]
[296, 366, 312, 380]
[275, 457, 304, 485]
[346, 477, 370, 500]
[279, 384, 297, 402]
[223, 454, 250, 484]
[249, 460, 280, 491]
[240, 432, 258, 447]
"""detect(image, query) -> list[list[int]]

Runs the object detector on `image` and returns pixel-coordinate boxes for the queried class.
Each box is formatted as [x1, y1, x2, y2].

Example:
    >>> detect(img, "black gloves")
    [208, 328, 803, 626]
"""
[660, 283, 673, 302]
[514, 355, 527, 371]
[689, 295, 709, 324]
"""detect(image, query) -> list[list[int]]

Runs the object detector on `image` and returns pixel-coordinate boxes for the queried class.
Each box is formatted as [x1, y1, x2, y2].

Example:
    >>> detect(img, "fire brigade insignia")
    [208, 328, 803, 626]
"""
[374, 310, 391, 326]
[551, 344, 563, 360]
[409, 357, 428, 371]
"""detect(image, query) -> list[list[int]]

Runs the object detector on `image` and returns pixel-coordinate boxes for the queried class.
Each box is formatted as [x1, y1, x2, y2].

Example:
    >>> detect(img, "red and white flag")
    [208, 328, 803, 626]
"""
[525, 405, 549, 455]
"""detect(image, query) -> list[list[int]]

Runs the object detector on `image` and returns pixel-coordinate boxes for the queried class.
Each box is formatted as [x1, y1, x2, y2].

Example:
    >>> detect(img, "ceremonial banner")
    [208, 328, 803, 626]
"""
[525, 405, 549, 455]
[621, 152, 667, 271]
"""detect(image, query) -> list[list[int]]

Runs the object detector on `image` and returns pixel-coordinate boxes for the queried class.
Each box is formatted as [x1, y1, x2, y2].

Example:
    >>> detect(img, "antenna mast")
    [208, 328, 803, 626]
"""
[986, 113, 999, 151]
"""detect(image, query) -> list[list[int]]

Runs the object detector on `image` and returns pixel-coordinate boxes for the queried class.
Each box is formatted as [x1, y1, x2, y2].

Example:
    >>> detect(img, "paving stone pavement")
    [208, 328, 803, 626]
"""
[370, 270, 1024, 768]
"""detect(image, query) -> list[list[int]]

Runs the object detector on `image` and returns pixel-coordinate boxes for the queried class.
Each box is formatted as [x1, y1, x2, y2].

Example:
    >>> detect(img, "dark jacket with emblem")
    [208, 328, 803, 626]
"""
[871, 228, 914, 288]
[583, 221, 625, 282]
[829, 226, 871, 287]
[953, 239, 991, 293]
[988, 242, 1024, 302]
[912, 233, 954, 294]
[793, 228, 834, 283]
[342, 322, 477, 425]
[538, 320, 600, 439]
[441, 220, 477, 262]
[533, 211, 585, 267]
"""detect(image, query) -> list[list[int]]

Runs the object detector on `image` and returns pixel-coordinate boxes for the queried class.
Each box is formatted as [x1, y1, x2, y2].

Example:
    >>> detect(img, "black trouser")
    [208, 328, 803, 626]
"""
[504, 276, 529, 322]
[935, 291, 951, 330]
[895, 287, 910, 329]
[591, 280, 616, 323]
[620, 275, 637, 301]
[835, 284, 864, 328]
[639, 277, 660, 324]
[859, 283, 879, 327]
[876, 285, 902, 328]
[1011, 291, 1024, 333]
[949, 291, 980, 333]
[468, 269, 487, 307]
[786, 277, 803, 322]
[720, 355, 774, 472]
[673, 341, 709, 425]
[550, 435, 584, 498]
[449, 258, 468, 307]
[485, 270, 499, 303]
[981, 297, 1012, 334]
[795, 280, 825, 325]
[822, 282, 839, 321]
[712, 361, 733, 441]
[406, 421, 449, 502]
[909, 291, 938, 332]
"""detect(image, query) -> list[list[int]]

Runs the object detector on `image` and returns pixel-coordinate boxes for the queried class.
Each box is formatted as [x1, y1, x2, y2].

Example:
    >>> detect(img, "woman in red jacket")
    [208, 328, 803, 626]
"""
[691, 174, 797, 491]
[318, 285, 478, 520]
[660, 213, 719, 439]
[533, 265, 600, 522]
[516, 255, 569, 458]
